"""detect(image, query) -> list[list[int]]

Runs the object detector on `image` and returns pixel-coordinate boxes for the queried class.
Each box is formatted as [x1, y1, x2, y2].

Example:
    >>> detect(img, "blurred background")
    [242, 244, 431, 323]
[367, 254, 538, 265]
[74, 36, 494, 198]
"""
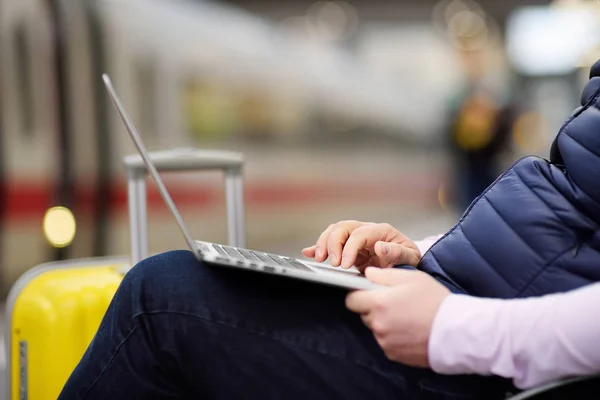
[1, 0, 600, 300]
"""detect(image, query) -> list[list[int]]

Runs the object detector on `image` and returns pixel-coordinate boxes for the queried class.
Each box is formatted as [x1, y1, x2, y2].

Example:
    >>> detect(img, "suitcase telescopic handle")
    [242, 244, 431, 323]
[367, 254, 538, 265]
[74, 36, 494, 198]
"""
[124, 148, 245, 265]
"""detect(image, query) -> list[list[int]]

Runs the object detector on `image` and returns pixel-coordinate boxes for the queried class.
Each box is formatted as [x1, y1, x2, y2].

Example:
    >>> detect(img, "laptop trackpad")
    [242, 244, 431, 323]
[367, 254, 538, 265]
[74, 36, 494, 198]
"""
[304, 261, 363, 276]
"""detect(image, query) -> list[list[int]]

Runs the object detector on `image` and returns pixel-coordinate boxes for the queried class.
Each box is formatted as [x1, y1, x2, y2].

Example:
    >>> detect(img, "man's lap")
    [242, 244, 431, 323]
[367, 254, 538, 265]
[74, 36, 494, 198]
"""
[59, 250, 515, 399]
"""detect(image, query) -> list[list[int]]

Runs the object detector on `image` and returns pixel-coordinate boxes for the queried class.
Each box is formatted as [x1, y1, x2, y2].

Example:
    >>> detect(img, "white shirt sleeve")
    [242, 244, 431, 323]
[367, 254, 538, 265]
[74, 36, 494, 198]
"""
[428, 282, 600, 389]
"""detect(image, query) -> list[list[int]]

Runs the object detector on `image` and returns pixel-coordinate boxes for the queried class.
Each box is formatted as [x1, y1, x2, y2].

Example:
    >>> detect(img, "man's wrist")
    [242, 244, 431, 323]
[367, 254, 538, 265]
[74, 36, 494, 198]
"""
[415, 234, 443, 256]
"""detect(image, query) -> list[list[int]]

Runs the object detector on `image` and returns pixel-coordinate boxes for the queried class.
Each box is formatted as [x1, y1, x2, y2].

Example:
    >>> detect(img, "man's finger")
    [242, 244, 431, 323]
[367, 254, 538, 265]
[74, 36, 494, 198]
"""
[365, 267, 415, 286]
[326, 227, 352, 267]
[302, 245, 316, 258]
[360, 313, 373, 329]
[340, 224, 390, 269]
[339, 234, 368, 269]
[346, 290, 380, 313]
[374, 241, 417, 268]
[314, 225, 336, 262]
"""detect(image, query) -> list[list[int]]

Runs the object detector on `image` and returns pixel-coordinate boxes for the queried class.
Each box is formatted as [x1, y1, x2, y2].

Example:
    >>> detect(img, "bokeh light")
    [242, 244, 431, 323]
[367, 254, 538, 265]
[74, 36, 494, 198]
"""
[432, 0, 500, 51]
[43, 207, 77, 248]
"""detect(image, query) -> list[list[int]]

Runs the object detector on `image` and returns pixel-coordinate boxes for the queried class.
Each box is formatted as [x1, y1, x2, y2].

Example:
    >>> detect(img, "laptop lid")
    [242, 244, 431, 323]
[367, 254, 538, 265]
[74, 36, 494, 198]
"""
[102, 74, 197, 252]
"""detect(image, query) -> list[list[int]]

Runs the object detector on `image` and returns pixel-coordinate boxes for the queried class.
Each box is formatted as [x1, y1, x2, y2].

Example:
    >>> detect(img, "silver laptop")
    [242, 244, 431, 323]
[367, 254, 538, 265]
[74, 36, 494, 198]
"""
[103, 74, 381, 290]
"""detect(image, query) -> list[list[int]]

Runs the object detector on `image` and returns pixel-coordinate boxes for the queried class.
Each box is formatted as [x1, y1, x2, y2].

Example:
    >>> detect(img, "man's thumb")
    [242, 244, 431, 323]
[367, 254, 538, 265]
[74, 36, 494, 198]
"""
[364, 267, 408, 286]
[374, 241, 408, 267]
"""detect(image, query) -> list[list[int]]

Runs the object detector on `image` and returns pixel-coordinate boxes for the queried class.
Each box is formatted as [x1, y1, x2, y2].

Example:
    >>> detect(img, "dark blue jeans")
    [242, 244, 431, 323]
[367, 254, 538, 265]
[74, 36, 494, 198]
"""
[58, 250, 515, 399]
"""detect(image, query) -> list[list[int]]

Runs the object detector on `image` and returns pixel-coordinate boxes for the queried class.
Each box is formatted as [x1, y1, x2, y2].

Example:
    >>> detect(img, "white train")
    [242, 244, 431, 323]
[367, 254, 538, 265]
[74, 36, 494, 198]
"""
[0, 0, 446, 291]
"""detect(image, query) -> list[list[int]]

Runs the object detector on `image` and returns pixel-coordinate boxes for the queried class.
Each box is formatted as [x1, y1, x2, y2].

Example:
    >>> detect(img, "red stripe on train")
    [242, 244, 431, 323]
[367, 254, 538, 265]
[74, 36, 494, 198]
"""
[2, 177, 440, 222]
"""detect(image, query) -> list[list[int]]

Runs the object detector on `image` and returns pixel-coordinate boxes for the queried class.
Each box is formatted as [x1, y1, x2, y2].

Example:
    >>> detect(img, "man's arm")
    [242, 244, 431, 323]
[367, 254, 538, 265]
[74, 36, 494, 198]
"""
[429, 282, 600, 389]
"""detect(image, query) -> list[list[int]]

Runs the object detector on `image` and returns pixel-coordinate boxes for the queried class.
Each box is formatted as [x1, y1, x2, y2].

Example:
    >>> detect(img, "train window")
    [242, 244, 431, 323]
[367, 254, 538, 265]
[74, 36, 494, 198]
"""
[135, 61, 157, 138]
[182, 78, 235, 142]
[13, 24, 35, 137]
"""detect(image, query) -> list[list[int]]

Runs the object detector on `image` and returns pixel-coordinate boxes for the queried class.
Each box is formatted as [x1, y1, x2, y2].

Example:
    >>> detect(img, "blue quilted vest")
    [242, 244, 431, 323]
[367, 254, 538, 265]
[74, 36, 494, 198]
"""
[418, 61, 600, 299]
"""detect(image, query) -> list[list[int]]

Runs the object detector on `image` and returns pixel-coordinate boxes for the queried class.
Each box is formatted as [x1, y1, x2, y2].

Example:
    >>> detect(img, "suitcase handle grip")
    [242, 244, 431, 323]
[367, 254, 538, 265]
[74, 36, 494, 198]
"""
[123, 147, 244, 172]
[124, 148, 245, 265]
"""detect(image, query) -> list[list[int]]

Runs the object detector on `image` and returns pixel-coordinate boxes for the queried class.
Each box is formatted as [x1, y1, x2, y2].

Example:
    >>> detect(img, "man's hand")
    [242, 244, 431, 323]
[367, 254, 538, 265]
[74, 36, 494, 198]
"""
[302, 220, 421, 272]
[346, 268, 451, 368]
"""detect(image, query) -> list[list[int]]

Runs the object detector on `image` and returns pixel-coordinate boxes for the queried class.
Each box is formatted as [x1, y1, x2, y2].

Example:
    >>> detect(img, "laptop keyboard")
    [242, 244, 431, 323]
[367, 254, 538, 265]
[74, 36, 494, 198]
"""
[212, 244, 312, 271]
[212, 244, 229, 258]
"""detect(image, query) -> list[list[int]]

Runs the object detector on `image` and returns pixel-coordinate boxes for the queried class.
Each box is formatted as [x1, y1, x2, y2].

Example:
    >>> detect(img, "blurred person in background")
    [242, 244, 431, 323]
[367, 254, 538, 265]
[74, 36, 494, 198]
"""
[447, 51, 518, 211]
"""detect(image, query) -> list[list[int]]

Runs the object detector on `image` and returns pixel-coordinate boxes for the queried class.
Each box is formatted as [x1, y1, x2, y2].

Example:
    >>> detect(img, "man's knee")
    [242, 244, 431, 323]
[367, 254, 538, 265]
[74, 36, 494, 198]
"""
[125, 250, 200, 283]
[127, 250, 198, 278]
[121, 250, 204, 309]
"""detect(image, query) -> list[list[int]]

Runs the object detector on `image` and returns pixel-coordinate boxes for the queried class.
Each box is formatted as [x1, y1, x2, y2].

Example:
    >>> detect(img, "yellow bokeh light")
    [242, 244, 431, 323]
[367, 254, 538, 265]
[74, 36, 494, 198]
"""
[43, 206, 76, 248]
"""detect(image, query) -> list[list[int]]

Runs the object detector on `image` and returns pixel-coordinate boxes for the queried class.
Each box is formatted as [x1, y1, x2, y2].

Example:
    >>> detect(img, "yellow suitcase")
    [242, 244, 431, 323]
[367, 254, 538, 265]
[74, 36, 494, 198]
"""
[5, 257, 127, 400]
[6, 148, 246, 399]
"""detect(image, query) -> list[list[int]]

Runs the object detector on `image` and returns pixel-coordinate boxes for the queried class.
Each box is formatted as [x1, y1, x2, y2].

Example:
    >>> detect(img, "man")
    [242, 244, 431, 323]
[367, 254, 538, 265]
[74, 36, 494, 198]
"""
[58, 63, 600, 399]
